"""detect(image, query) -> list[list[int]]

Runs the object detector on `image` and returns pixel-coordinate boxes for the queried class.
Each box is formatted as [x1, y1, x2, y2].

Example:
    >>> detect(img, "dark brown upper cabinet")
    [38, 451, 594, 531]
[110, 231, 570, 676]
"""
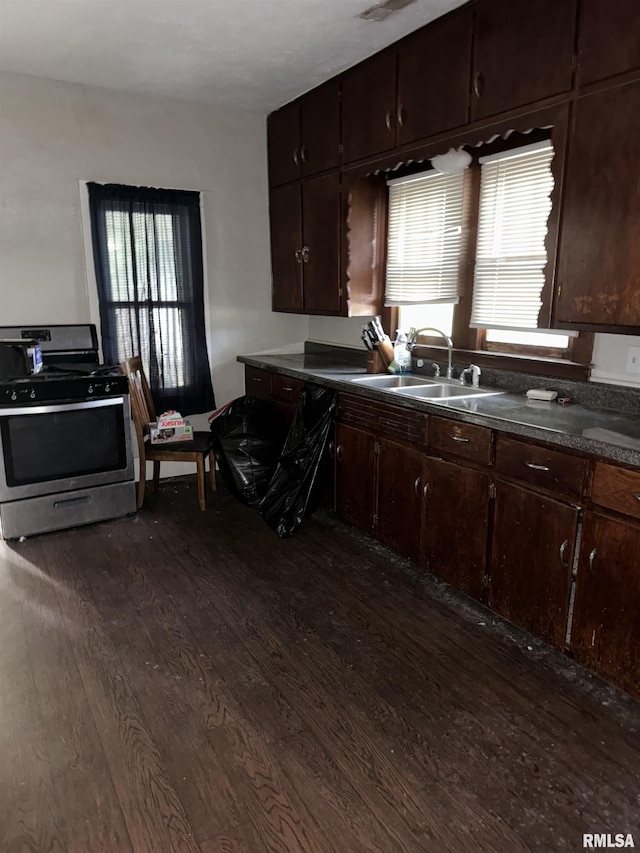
[554, 81, 640, 331]
[301, 172, 342, 315]
[396, 6, 472, 146]
[471, 0, 577, 121]
[577, 0, 640, 86]
[270, 184, 303, 313]
[267, 79, 340, 186]
[341, 49, 398, 164]
[270, 174, 342, 315]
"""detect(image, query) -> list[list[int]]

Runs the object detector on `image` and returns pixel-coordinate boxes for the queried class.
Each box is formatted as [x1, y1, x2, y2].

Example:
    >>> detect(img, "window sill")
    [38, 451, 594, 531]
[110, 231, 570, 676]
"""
[412, 345, 591, 382]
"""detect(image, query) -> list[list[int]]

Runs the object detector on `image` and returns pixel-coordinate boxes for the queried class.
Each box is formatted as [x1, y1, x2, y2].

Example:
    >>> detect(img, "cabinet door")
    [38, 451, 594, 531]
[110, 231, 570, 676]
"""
[571, 511, 640, 698]
[578, 0, 640, 86]
[554, 82, 640, 330]
[300, 79, 341, 176]
[267, 102, 301, 186]
[335, 423, 376, 533]
[302, 172, 341, 315]
[341, 50, 397, 164]
[471, 0, 577, 120]
[397, 7, 472, 145]
[270, 184, 303, 313]
[488, 481, 578, 649]
[377, 439, 424, 562]
[421, 457, 490, 601]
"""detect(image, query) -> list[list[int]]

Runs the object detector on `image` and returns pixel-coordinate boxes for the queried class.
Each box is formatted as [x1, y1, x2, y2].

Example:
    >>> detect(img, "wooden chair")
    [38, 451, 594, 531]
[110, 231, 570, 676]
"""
[119, 356, 216, 511]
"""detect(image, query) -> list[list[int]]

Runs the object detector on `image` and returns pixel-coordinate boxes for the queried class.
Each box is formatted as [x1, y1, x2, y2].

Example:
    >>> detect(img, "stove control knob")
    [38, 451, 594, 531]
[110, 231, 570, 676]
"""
[88, 385, 94, 394]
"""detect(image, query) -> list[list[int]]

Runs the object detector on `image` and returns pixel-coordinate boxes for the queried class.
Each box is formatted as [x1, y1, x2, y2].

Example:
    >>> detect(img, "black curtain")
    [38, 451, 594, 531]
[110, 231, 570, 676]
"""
[89, 183, 215, 415]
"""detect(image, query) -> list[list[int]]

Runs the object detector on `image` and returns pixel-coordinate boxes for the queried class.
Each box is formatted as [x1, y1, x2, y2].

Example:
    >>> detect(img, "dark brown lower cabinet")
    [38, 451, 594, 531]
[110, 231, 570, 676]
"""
[570, 511, 640, 699]
[488, 481, 578, 649]
[335, 423, 376, 533]
[421, 457, 490, 601]
[376, 439, 424, 562]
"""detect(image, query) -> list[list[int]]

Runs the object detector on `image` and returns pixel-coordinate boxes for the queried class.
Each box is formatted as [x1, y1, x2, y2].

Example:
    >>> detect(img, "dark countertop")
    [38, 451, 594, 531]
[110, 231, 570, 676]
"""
[238, 352, 640, 467]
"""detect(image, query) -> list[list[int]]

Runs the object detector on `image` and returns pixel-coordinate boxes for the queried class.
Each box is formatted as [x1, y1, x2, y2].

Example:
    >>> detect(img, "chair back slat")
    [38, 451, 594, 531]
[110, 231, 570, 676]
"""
[119, 356, 157, 463]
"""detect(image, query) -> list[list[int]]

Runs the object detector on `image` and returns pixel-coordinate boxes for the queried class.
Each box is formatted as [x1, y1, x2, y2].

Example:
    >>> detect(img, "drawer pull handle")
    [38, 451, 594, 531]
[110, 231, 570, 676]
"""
[54, 495, 90, 508]
[282, 386, 294, 392]
[524, 462, 550, 472]
[559, 539, 570, 569]
[588, 548, 597, 576]
[414, 476, 421, 497]
[450, 435, 470, 443]
[252, 378, 262, 383]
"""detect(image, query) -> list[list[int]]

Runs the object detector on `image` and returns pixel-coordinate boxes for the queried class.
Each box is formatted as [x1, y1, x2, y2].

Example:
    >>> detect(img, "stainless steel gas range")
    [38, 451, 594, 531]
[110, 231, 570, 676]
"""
[0, 324, 136, 540]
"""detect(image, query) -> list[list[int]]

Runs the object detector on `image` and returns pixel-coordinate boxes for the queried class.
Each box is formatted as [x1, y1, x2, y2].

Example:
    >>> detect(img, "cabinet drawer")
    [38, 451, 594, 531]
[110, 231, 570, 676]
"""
[429, 418, 492, 465]
[272, 373, 303, 403]
[337, 394, 428, 447]
[591, 462, 640, 520]
[495, 436, 587, 500]
[245, 366, 272, 400]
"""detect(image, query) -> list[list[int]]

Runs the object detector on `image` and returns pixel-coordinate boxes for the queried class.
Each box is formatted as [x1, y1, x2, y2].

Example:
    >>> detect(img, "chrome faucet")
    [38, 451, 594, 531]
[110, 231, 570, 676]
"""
[407, 327, 455, 380]
[460, 364, 482, 388]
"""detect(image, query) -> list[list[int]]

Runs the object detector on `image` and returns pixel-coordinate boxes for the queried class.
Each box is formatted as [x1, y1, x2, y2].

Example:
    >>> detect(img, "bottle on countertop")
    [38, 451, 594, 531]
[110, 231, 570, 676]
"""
[393, 330, 412, 374]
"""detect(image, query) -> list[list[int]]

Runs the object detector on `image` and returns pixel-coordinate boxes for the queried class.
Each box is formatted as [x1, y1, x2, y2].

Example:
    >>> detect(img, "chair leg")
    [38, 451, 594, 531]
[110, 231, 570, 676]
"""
[153, 461, 161, 493]
[196, 455, 206, 511]
[137, 464, 146, 509]
[208, 451, 217, 492]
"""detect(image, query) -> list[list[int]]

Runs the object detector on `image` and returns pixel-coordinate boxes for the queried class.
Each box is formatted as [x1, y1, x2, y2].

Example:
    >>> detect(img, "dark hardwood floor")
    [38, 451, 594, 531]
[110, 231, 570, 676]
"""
[1, 476, 639, 852]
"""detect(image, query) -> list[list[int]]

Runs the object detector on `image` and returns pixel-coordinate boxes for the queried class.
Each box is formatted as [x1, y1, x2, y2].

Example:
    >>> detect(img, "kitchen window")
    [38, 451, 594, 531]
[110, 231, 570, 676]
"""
[88, 183, 215, 414]
[384, 134, 592, 371]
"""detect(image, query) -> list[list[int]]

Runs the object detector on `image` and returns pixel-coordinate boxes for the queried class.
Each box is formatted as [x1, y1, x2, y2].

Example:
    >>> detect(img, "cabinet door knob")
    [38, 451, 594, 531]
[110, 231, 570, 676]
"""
[295, 248, 302, 264]
[473, 71, 485, 99]
[301, 246, 310, 264]
[300, 145, 308, 163]
[423, 482, 430, 499]
[588, 548, 598, 576]
[559, 539, 570, 569]
[336, 445, 343, 462]
[414, 476, 421, 497]
[397, 104, 406, 127]
[293, 147, 300, 166]
[385, 109, 393, 131]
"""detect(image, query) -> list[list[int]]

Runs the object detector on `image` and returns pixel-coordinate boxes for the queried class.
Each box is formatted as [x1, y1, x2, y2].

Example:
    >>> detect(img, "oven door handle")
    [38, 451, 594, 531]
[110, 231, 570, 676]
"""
[0, 397, 126, 416]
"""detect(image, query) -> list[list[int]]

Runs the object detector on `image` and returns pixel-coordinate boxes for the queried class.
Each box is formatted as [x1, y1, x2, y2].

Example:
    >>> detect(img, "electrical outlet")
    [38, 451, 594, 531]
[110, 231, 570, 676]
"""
[626, 346, 640, 375]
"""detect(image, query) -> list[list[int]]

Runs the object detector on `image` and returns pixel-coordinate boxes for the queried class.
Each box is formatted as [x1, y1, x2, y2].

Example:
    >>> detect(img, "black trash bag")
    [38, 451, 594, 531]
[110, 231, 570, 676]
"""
[259, 384, 337, 538]
[209, 396, 282, 507]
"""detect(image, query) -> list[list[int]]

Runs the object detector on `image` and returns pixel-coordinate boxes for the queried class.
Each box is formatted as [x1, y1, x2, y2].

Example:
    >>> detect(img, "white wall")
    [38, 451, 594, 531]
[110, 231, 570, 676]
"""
[0, 71, 307, 410]
[308, 318, 640, 387]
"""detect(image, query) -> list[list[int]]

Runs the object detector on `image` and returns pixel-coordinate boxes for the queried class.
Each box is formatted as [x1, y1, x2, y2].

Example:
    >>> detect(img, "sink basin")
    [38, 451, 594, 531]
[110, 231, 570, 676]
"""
[391, 383, 503, 400]
[350, 375, 436, 389]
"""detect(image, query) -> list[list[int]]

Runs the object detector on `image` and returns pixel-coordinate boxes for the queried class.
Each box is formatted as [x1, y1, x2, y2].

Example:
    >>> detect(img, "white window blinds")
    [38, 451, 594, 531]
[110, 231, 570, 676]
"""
[470, 139, 554, 329]
[385, 170, 465, 306]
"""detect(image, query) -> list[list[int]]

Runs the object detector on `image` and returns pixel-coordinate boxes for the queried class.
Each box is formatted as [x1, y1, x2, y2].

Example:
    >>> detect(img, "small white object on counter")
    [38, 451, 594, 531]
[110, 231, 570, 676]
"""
[526, 389, 558, 402]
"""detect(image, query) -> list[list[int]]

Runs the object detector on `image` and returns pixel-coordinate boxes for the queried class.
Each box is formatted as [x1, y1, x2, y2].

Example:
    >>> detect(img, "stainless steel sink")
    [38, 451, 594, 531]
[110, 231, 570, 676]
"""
[350, 375, 436, 389]
[391, 383, 503, 400]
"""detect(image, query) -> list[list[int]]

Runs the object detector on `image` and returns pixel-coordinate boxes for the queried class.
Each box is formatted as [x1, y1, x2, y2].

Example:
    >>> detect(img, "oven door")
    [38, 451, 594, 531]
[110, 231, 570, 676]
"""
[0, 396, 134, 502]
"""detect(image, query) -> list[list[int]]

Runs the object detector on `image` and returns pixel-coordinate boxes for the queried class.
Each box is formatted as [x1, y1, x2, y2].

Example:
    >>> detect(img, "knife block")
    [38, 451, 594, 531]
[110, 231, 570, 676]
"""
[366, 350, 387, 373]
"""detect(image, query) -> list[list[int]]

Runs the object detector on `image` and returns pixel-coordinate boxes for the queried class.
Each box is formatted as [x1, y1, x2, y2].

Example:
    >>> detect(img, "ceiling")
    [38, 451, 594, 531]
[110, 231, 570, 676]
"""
[0, 0, 463, 112]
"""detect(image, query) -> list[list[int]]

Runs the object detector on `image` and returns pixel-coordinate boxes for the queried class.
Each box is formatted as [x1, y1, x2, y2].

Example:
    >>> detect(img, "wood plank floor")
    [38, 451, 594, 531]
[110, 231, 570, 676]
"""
[1, 476, 639, 852]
